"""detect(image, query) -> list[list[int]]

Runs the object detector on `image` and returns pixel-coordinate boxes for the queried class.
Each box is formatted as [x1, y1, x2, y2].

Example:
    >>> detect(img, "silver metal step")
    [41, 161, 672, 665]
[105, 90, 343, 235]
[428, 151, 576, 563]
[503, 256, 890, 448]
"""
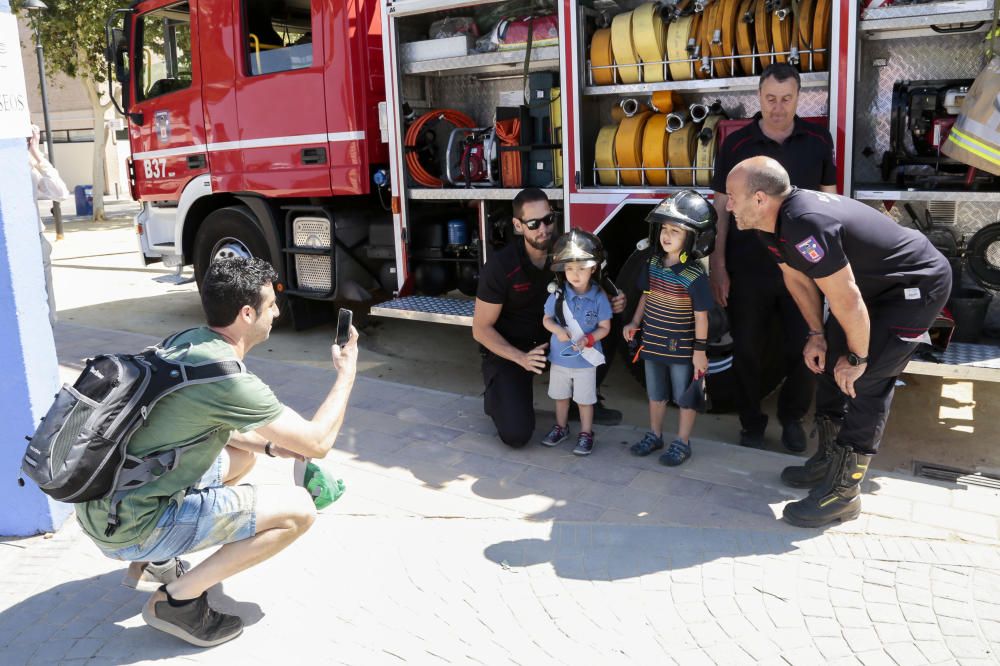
[370, 295, 474, 326]
[905, 342, 1000, 382]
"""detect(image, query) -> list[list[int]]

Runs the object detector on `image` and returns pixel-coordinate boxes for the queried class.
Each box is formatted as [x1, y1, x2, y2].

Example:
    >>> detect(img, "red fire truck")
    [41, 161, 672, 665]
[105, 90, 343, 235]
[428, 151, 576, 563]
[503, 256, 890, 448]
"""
[105, 0, 1000, 380]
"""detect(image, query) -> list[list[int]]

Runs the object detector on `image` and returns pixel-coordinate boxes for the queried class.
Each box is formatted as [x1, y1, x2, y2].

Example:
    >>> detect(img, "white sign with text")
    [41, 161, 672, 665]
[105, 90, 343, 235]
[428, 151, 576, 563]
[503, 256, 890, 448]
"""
[0, 12, 31, 140]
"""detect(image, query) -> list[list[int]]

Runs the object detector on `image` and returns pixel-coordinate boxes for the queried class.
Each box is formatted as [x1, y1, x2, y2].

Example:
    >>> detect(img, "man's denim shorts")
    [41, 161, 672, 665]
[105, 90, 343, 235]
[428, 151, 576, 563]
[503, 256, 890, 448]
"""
[101, 454, 257, 562]
[644, 359, 693, 404]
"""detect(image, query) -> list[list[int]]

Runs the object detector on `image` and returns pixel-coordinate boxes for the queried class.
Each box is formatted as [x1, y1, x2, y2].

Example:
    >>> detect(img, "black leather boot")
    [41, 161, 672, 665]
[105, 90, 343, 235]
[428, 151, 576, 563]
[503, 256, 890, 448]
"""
[780, 416, 841, 488]
[782, 444, 872, 528]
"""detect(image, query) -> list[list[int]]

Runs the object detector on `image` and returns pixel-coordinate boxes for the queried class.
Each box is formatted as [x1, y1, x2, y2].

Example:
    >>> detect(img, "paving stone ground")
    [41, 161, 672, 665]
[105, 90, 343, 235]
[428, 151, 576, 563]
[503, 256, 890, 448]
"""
[2, 323, 999, 665]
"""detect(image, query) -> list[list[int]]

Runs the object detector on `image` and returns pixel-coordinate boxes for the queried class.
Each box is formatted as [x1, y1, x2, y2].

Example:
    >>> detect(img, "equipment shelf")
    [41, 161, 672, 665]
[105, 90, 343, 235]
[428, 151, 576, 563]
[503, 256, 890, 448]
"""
[407, 187, 563, 200]
[582, 71, 828, 96]
[854, 189, 1000, 203]
[402, 46, 560, 77]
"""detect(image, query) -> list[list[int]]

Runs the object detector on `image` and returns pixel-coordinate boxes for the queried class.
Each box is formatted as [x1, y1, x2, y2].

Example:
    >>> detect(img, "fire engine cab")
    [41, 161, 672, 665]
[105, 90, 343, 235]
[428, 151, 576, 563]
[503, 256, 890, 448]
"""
[105, 0, 1000, 380]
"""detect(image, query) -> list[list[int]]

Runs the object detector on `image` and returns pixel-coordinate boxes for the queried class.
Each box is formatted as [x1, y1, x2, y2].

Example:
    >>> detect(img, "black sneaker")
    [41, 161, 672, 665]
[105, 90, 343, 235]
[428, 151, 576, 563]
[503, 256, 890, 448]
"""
[738, 430, 765, 449]
[142, 586, 244, 647]
[781, 420, 808, 453]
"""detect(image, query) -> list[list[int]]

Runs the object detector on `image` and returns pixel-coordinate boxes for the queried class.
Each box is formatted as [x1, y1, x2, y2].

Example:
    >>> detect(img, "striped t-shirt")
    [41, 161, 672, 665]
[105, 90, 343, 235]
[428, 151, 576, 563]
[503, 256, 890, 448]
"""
[638, 257, 714, 365]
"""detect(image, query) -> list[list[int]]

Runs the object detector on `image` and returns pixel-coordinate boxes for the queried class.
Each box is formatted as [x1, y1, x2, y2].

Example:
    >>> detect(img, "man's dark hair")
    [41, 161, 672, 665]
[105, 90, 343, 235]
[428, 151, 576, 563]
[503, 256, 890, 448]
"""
[201, 257, 278, 327]
[759, 63, 801, 91]
[512, 187, 550, 221]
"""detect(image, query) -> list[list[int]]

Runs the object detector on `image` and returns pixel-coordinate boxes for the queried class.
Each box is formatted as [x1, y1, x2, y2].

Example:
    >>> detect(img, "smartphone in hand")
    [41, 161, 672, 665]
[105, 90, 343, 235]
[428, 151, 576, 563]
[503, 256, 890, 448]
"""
[335, 308, 353, 346]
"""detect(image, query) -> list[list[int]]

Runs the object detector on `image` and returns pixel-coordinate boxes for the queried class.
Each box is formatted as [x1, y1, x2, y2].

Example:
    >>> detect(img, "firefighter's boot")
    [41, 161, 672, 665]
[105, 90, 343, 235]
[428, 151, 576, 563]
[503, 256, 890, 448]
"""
[782, 444, 872, 528]
[780, 415, 841, 489]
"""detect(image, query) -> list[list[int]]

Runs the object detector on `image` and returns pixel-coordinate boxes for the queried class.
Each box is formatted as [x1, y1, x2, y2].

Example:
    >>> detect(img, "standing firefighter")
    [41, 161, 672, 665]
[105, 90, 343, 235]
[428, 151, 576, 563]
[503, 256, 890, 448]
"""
[725, 157, 951, 527]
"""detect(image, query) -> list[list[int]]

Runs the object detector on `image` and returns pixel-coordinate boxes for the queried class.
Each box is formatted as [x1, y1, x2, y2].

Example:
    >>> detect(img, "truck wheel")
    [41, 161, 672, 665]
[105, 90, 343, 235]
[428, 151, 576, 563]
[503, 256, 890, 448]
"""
[193, 205, 289, 325]
[193, 206, 272, 287]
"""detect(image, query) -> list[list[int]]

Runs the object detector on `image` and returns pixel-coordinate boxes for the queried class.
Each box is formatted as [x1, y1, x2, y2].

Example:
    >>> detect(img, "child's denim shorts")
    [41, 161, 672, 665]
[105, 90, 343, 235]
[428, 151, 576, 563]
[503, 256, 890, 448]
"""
[100, 454, 257, 562]
[644, 359, 693, 404]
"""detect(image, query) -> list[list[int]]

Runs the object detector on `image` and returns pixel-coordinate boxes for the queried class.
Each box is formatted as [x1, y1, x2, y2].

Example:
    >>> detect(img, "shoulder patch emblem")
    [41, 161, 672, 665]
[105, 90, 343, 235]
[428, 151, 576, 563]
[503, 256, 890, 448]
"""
[795, 236, 825, 263]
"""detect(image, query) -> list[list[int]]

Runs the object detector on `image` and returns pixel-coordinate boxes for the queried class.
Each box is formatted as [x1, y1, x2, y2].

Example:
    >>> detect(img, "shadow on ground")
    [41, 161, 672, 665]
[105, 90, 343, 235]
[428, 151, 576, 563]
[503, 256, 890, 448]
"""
[0, 571, 261, 662]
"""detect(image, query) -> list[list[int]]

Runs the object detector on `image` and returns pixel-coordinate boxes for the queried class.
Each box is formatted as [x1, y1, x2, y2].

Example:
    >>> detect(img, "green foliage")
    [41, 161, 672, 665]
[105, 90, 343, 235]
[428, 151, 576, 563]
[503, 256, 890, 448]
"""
[13, 0, 131, 84]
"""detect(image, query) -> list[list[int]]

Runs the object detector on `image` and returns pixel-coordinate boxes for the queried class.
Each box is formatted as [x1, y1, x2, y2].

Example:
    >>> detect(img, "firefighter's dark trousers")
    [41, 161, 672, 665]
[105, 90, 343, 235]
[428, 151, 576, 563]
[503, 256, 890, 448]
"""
[815, 280, 950, 456]
[482, 352, 536, 448]
[729, 271, 815, 433]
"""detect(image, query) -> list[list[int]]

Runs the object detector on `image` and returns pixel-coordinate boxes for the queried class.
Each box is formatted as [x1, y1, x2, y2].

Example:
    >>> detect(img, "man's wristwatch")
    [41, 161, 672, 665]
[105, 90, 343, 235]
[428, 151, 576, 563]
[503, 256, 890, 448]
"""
[847, 352, 869, 366]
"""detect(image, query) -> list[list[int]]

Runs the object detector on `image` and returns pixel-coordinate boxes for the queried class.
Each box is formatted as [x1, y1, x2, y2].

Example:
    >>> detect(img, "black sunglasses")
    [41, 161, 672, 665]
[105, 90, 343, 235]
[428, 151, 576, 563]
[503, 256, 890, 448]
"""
[521, 212, 559, 230]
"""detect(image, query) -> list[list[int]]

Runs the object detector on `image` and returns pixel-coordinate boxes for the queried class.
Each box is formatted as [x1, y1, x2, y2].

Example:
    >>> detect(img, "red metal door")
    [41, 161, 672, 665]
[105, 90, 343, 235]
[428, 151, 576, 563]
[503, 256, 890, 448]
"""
[231, 0, 331, 196]
[128, 0, 209, 202]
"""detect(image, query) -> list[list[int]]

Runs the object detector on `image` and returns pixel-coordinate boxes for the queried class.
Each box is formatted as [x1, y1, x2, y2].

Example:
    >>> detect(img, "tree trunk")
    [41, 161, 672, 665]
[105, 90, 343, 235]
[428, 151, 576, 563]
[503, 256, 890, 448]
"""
[83, 78, 111, 222]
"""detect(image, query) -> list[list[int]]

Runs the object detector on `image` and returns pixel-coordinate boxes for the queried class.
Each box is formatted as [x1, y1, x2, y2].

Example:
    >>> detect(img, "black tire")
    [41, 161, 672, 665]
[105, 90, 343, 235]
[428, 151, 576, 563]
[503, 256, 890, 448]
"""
[193, 205, 289, 323]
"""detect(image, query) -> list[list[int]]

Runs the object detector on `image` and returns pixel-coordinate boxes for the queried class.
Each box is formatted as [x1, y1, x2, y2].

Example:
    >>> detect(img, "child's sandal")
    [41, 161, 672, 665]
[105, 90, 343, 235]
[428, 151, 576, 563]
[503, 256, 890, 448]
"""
[658, 439, 691, 467]
[629, 432, 664, 457]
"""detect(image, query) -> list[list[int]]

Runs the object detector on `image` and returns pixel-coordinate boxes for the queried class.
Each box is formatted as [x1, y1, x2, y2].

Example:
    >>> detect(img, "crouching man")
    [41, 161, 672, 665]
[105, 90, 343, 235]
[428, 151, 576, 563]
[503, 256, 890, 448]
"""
[75, 257, 358, 647]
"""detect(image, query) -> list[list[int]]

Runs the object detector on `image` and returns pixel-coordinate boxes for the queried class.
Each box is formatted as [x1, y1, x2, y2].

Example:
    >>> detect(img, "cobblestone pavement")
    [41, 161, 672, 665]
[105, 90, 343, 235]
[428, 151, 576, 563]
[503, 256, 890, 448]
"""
[1, 323, 999, 665]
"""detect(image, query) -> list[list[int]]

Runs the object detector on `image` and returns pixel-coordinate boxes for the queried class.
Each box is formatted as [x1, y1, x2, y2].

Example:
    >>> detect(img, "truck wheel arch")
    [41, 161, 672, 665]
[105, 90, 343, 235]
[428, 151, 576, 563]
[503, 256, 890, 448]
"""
[183, 196, 283, 281]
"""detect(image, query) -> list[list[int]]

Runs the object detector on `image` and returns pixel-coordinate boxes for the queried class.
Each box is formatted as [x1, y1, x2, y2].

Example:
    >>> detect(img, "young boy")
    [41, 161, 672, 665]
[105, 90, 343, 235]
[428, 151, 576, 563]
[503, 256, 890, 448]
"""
[541, 229, 613, 456]
[623, 191, 717, 466]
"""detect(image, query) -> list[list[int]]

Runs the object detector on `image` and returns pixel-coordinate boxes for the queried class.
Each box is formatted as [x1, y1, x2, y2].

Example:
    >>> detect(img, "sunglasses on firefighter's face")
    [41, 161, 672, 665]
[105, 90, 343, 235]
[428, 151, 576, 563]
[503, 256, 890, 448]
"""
[520, 212, 559, 231]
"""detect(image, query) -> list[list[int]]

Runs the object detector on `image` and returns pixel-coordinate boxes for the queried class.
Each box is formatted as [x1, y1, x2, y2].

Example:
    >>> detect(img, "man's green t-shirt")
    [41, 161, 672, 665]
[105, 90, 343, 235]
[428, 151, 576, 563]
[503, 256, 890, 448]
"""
[76, 328, 284, 549]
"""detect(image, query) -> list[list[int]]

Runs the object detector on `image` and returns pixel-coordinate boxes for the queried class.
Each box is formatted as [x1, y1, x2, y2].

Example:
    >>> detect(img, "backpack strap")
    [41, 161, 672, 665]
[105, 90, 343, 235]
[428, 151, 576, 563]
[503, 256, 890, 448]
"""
[103, 352, 247, 538]
[105, 427, 221, 536]
[160, 327, 202, 349]
[554, 285, 567, 328]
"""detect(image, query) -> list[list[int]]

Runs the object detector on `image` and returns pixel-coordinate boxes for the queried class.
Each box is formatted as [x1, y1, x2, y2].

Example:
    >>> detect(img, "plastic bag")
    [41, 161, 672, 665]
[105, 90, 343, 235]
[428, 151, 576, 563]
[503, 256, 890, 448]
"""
[475, 14, 558, 53]
[429, 17, 479, 40]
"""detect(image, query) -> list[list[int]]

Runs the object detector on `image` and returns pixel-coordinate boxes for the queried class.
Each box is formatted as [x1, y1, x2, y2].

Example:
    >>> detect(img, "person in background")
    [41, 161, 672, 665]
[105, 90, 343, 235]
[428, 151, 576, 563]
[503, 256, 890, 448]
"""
[623, 191, 717, 467]
[28, 123, 69, 326]
[709, 63, 838, 453]
[540, 229, 613, 456]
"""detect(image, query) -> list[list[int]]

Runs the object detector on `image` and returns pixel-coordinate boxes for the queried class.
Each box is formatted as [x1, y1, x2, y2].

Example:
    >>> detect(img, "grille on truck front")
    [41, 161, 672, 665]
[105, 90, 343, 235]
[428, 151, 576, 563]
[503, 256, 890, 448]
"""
[292, 216, 333, 293]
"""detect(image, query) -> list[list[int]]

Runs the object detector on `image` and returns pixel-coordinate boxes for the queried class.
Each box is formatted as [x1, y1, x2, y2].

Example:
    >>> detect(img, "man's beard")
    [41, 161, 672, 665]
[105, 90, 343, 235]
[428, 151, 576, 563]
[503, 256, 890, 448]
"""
[525, 234, 554, 252]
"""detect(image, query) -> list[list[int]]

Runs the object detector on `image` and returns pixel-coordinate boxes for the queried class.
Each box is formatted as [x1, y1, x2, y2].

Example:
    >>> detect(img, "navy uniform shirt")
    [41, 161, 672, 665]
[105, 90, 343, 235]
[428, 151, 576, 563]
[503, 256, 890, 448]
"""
[759, 189, 951, 327]
[711, 113, 837, 275]
[476, 237, 552, 352]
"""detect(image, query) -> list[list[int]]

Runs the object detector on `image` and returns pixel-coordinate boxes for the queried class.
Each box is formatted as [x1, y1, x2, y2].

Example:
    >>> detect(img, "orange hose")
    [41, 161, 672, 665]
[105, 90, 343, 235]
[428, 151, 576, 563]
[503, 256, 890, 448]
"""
[405, 109, 476, 188]
[495, 118, 522, 188]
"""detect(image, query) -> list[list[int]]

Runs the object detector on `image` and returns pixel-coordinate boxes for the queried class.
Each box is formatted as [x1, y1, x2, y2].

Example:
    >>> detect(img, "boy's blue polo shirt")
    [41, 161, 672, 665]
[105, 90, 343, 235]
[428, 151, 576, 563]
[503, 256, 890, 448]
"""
[543, 284, 612, 369]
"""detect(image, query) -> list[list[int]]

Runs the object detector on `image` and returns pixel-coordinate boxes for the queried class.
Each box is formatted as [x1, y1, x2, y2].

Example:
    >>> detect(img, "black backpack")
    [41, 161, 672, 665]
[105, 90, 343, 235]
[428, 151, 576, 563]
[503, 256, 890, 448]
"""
[20, 330, 245, 535]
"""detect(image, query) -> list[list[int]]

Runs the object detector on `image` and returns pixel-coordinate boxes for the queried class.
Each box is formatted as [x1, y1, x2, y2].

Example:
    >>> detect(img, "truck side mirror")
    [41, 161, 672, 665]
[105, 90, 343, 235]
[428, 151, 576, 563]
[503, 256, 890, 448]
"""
[110, 29, 128, 83]
[104, 9, 134, 119]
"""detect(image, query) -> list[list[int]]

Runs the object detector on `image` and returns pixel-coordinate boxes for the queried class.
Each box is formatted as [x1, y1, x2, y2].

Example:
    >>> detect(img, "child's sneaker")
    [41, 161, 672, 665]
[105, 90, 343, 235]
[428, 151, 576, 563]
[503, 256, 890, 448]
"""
[573, 432, 595, 456]
[541, 424, 569, 447]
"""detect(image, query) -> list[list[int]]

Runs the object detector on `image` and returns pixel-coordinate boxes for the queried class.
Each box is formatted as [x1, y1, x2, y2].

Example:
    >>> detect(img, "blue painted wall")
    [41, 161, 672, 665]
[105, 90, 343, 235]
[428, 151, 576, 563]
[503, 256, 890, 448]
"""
[0, 0, 72, 535]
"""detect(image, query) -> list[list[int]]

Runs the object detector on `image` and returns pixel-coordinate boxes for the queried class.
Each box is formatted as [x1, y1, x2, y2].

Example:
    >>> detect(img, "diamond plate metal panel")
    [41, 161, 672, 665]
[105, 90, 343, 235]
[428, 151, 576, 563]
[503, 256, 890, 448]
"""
[865, 201, 998, 238]
[852, 32, 987, 185]
[938, 342, 1000, 369]
[370, 295, 475, 325]
[426, 74, 553, 127]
